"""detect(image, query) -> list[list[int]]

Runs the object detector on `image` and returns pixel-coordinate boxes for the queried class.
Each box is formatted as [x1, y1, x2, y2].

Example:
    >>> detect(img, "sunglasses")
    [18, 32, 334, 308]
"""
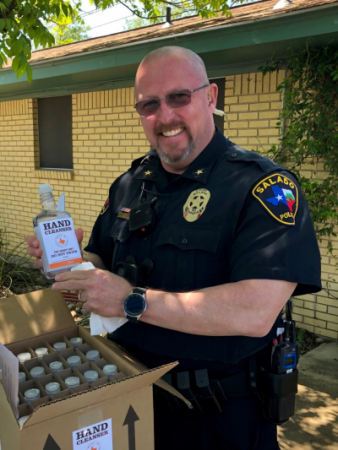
[134, 84, 210, 117]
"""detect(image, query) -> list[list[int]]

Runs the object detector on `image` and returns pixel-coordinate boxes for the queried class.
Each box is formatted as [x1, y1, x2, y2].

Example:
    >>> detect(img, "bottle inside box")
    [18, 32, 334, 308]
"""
[6, 331, 126, 423]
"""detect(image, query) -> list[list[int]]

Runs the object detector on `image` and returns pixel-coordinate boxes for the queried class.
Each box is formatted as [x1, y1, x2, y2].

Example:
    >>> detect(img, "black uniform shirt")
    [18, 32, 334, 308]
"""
[85, 128, 321, 365]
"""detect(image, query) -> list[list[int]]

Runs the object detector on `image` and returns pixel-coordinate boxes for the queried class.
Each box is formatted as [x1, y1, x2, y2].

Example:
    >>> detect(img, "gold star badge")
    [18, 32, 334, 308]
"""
[195, 169, 204, 175]
[144, 170, 152, 176]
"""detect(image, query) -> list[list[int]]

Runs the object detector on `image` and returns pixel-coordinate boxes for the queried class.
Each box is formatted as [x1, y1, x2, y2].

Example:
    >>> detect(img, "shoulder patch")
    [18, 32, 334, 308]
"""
[100, 197, 109, 215]
[252, 173, 298, 225]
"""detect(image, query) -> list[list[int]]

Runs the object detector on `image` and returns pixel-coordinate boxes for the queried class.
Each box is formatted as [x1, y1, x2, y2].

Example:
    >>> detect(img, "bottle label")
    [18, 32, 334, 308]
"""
[35, 218, 82, 270]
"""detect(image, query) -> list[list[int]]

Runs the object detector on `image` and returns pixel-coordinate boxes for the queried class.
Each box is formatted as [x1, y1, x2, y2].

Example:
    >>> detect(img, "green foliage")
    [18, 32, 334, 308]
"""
[0, 0, 251, 80]
[51, 23, 90, 45]
[297, 328, 306, 345]
[259, 45, 338, 249]
[0, 228, 43, 295]
[124, 2, 194, 30]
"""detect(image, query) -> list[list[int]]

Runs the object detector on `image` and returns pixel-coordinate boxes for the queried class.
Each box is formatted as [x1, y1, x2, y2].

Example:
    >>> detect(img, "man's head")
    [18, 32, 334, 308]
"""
[135, 46, 218, 173]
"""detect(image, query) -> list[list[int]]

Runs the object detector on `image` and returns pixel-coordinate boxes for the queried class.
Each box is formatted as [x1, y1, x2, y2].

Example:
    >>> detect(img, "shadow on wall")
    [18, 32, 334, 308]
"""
[278, 385, 338, 450]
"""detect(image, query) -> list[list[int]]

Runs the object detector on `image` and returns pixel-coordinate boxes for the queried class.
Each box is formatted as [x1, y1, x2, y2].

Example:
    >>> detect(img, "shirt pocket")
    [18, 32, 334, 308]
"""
[155, 225, 225, 291]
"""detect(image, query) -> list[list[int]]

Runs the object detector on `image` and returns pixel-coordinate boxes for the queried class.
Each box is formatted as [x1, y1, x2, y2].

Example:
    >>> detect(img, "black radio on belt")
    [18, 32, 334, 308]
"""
[260, 301, 300, 425]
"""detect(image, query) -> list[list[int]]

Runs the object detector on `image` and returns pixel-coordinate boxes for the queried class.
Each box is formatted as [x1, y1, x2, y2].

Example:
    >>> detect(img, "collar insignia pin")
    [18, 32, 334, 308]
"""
[144, 170, 152, 176]
[195, 169, 204, 176]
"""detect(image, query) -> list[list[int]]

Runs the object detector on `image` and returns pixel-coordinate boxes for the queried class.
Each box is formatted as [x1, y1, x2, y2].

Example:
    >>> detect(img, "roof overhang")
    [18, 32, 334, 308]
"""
[1, 1, 338, 101]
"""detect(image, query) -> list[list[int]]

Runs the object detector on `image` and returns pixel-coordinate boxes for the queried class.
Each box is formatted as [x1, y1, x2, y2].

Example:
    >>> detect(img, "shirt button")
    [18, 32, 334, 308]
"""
[157, 202, 162, 207]
[182, 238, 188, 244]
[231, 153, 237, 158]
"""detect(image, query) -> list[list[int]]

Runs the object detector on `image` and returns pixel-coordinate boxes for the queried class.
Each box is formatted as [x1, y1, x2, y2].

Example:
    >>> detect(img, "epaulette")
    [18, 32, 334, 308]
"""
[130, 149, 158, 169]
[225, 141, 286, 174]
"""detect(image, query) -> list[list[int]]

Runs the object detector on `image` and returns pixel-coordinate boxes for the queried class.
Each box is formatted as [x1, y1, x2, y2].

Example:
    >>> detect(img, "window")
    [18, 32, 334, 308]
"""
[209, 78, 225, 133]
[38, 96, 73, 170]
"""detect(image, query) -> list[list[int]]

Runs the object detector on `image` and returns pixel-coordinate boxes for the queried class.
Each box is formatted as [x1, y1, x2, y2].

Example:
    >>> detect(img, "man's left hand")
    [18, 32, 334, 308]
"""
[52, 270, 132, 317]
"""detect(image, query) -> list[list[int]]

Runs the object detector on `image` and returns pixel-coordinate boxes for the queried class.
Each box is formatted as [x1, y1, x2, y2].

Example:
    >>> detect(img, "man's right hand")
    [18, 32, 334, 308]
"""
[25, 228, 84, 270]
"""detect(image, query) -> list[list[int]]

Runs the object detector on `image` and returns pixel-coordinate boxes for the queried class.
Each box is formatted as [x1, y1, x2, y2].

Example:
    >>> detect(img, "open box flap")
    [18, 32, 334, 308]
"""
[95, 336, 192, 407]
[0, 289, 75, 345]
[24, 362, 176, 427]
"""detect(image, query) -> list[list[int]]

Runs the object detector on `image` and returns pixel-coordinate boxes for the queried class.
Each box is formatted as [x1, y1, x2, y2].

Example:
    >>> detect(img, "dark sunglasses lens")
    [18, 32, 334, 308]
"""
[137, 99, 160, 116]
[167, 90, 192, 108]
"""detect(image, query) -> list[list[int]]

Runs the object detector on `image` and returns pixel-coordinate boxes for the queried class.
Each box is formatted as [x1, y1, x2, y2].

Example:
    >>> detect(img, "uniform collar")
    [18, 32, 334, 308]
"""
[132, 127, 228, 185]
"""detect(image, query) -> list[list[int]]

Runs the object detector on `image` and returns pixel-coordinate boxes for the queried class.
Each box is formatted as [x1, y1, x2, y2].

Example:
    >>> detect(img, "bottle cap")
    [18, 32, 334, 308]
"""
[19, 372, 26, 383]
[67, 355, 81, 367]
[49, 361, 63, 373]
[86, 350, 100, 361]
[84, 370, 99, 384]
[18, 415, 30, 427]
[35, 347, 48, 357]
[45, 382, 61, 397]
[69, 337, 83, 347]
[103, 364, 117, 378]
[53, 342, 66, 352]
[30, 366, 45, 379]
[17, 352, 31, 363]
[38, 184, 52, 195]
[24, 388, 41, 404]
[65, 376, 80, 390]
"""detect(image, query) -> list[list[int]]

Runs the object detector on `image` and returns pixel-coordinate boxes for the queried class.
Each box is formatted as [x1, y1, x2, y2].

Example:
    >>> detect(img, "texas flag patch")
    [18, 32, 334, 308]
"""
[252, 174, 298, 225]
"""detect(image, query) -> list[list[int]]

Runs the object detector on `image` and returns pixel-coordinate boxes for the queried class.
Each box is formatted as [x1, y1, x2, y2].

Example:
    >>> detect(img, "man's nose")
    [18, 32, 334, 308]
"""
[157, 99, 176, 123]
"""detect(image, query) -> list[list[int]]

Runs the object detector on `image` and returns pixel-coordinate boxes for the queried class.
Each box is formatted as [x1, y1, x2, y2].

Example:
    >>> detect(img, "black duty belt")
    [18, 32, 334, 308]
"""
[159, 368, 257, 415]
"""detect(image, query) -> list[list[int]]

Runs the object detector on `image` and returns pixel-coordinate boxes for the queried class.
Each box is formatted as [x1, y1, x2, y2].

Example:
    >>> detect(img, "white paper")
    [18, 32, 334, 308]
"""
[72, 418, 113, 450]
[0, 342, 19, 418]
[71, 262, 128, 335]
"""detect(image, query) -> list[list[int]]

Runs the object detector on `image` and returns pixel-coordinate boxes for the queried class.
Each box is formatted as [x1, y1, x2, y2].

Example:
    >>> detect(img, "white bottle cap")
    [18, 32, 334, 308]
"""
[103, 364, 117, 378]
[67, 355, 81, 367]
[24, 388, 41, 404]
[65, 376, 80, 390]
[53, 342, 66, 352]
[17, 352, 31, 363]
[84, 370, 99, 384]
[19, 372, 26, 383]
[35, 347, 48, 357]
[49, 361, 63, 373]
[45, 382, 61, 397]
[86, 350, 100, 361]
[30, 366, 46, 379]
[18, 415, 30, 427]
[69, 337, 83, 347]
[38, 184, 52, 195]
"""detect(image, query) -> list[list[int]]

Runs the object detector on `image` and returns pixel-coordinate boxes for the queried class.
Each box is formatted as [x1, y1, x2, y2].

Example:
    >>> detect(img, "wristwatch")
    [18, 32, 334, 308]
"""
[123, 287, 147, 323]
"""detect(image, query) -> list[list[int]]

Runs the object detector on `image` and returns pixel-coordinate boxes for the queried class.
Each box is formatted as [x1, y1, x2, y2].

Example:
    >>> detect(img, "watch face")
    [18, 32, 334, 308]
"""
[124, 293, 146, 317]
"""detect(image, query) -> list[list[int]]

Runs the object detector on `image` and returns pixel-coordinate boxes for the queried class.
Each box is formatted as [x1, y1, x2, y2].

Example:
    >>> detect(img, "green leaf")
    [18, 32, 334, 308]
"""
[26, 63, 33, 83]
[16, 59, 27, 79]
[0, 19, 5, 32]
[11, 54, 21, 72]
[62, 3, 69, 17]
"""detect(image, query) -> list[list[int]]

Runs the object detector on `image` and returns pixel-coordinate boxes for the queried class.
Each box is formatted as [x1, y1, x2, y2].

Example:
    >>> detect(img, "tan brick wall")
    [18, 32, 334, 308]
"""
[0, 88, 147, 258]
[0, 78, 337, 340]
[224, 72, 338, 340]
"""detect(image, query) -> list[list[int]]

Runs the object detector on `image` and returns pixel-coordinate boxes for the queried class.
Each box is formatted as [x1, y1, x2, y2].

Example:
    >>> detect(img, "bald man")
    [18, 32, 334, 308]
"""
[27, 46, 321, 449]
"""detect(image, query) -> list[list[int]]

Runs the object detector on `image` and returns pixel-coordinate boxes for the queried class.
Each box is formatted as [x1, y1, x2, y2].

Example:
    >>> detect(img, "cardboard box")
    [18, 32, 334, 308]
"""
[0, 289, 189, 450]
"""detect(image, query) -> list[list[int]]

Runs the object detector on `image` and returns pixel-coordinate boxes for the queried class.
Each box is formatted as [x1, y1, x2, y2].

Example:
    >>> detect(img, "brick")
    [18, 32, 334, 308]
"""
[224, 96, 238, 104]
[314, 327, 338, 339]
[229, 122, 248, 129]
[238, 112, 258, 120]
[259, 94, 281, 102]
[249, 120, 269, 128]
[316, 312, 338, 324]
[303, 317, 327, 328]
[238, 95, 258, 104]
[238, 129, 258, 137]
[249, 103, 270, 111]
[229, 104, 249, 112]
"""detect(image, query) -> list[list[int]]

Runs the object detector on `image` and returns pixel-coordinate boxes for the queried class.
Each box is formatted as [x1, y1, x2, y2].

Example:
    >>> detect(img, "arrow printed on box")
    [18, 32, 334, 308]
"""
[123, 405, 140, 450]
[43, 435, 61, 450]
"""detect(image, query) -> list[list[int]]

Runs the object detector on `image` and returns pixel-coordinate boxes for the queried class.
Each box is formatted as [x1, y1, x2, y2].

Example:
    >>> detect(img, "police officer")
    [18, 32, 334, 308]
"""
[26, 46, 321, 449]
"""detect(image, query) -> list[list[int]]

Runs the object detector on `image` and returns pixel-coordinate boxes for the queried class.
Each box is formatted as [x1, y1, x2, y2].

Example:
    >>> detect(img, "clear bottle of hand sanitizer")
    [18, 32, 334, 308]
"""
[33, 184, 82, 279]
